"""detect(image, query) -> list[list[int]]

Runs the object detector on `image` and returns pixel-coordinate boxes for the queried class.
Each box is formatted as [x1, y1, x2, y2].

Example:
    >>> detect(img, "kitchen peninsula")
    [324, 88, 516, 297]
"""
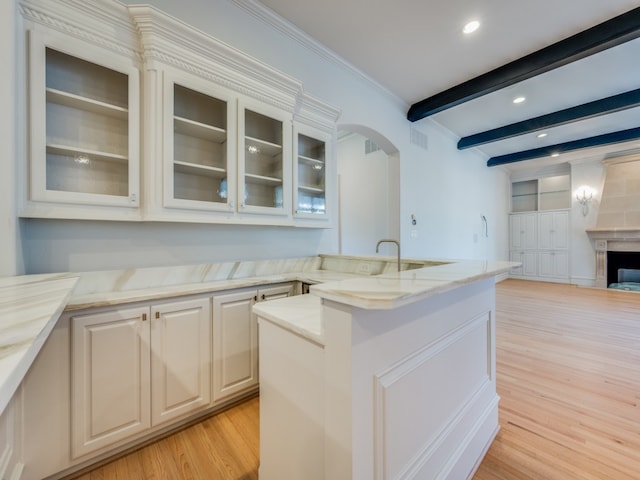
[255, 259, 513, 480]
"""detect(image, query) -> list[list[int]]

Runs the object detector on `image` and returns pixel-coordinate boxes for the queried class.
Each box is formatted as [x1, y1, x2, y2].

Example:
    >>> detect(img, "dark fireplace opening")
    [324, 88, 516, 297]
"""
[607, 251, 640, 290]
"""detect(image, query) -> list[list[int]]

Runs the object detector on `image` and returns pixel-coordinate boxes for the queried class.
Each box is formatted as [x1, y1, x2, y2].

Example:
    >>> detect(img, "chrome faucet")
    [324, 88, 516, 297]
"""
[376, 239, 401, 272]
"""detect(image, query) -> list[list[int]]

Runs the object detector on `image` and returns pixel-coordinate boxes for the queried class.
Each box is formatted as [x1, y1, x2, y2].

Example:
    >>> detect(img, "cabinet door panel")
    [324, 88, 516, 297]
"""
[71, 306, 150, 458]
[151, 297, 212, 425]
[212, 290, 258, 402]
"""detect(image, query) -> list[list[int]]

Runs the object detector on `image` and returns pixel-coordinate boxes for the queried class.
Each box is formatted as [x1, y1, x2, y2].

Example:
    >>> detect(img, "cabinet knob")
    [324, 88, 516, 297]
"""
[261, 294, 266, 300]
[253, 295, 257, 302]
[142, 313, 147, 321]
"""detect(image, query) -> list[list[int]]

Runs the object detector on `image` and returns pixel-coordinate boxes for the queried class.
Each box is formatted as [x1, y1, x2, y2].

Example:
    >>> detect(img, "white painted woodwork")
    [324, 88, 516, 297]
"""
[258, 320, 325, 480]
[212, 284, 294, 402]
[23, 17, 141, 220]
[237, 98, 293, 218]
[293, 122, 332, 223]
[538, 210, 569, 250]
[150, 297, 212, 426]
[509, 213, 537, 250]
[0, 390, 23, 480]
[258, 278, 498, 480]
[509, 210, 570, 282]
[71, 306, 151, 458]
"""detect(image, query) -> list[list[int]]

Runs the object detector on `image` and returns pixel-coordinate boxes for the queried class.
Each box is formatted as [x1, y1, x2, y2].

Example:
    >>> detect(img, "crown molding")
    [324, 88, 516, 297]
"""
[230, 0, 406, 110]
[128, 4, 304, 113]
[295, 92, 342, 132]
[19, 0, 139, 61]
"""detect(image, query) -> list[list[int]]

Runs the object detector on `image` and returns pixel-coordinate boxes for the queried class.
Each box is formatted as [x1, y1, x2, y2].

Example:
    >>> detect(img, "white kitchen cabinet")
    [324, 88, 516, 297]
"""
[509, 209, 570, 283]
[538, 211, 569, 250]
[238, 99, 293, 217]
[161, 71, 237, 214]
[293, 123, 332, 222]
[71, 296, 212, 458]
[509, 213, 537, 250]
[150, 297, 212, 426]
[212, 283, 295, 402]
[24, 28, 141, 220]
[510, 251, 537, 277]
[71, 305, 151, 458]
[538, 251, 570, 279]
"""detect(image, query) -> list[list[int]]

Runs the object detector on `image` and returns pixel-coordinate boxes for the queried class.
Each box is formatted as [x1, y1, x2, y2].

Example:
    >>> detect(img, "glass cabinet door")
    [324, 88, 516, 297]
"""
[295, 130, 328, 217]
[165, 79, 235, 211]
[238, 101, 291, 215]
[29, 30, 140, 209]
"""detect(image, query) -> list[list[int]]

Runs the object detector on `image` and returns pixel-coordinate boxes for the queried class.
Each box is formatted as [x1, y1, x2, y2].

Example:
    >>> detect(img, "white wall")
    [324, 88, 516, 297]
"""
[14, 0, 511, 274]
[569, 159, 606, 285]
[337, 133, 396, 256]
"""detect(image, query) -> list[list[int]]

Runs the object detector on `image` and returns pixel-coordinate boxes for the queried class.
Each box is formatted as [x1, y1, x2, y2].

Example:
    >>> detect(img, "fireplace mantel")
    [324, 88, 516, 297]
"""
[587, 229, 640, 288]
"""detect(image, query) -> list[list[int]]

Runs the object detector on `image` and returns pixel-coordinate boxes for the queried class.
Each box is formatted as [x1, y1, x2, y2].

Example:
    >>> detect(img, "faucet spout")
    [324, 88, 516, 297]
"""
[376, 239, 401, 272]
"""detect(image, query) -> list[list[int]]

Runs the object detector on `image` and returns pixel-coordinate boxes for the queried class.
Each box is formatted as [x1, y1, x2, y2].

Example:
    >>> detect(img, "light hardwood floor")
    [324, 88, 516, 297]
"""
[72, 279, 640, 479]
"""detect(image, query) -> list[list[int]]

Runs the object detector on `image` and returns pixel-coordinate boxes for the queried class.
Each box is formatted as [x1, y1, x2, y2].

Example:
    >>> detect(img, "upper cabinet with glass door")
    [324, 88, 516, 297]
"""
[24, 30, 140, 219]
[238, 100, 292, 217]
[294, 126, 331, 220]
[163, 74, 235, 213]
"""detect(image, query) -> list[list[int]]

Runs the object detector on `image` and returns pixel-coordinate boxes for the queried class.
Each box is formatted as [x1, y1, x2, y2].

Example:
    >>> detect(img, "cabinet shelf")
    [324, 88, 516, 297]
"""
[46, 88, 128, 119]
[245, 136, 282, 157]
[298, 155, 324, 167]
[298, 184, 324, 193]
[245, 173, 282, 186]
[174, 161, 226, 178]
[174, 116, 227, 143]
[47, 144, 128, 164]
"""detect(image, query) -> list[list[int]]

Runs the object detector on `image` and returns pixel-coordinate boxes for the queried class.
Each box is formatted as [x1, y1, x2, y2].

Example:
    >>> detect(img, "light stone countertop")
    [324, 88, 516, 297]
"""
[0, 273, 79, 415]
[254, 259, 516, 344]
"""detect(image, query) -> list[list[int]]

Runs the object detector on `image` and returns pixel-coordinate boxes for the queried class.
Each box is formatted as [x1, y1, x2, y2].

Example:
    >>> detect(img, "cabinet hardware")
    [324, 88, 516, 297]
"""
[142, 313, 147, 321]
[155, 311, 160, 319]
[261, 294, 266, 300]
[253, 295, 257, 302]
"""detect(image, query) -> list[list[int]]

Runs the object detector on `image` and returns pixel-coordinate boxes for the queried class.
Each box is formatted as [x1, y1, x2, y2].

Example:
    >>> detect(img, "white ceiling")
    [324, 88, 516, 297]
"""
[254, 0, 640, 169]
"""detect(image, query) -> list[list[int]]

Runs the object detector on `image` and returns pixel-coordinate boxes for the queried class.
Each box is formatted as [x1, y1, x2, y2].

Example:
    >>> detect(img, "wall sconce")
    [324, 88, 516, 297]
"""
[575, 187, 593, 216]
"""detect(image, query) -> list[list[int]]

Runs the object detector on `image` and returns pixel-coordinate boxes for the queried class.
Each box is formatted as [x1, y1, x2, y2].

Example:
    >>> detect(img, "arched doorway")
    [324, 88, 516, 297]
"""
[337, 125, 400, 255]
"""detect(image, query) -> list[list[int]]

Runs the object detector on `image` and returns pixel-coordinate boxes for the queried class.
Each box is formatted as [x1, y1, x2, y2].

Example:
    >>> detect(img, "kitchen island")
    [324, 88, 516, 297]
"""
[254, 259, 513, 480]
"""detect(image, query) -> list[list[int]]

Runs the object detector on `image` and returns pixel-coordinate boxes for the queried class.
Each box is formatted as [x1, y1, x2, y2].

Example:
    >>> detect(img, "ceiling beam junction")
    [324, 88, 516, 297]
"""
[407, 6, 640, 122]
[457, 89, 640, 149]
[486, 127, 640, 167]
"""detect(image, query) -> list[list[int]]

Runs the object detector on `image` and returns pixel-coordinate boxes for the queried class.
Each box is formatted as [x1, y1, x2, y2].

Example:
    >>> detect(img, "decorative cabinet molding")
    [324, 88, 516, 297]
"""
[19, 0, 341, 226]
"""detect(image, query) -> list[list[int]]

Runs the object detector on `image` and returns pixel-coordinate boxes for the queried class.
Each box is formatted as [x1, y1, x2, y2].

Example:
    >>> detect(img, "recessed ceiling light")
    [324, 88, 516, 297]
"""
[463, 20, 480, 34]
[537, 133, 547, 138]
[551, 152, 560, 158]
[513, 96, 526, 104]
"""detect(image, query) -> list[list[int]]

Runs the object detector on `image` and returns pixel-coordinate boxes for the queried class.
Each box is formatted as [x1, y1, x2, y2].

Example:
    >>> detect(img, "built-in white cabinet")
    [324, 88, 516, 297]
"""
[511, 175, 571, 213]
[71, 305, 151, 458]
[509, 210, 570, 283]
[163, 73, 236, 213]
[24, 28, 141, 220]
[212, 283, 295, 402]
[238, 100, 293, 217]
[294, 124, 331, 220]
[71, 296, 211, 458]
[20, 1, 340, 226]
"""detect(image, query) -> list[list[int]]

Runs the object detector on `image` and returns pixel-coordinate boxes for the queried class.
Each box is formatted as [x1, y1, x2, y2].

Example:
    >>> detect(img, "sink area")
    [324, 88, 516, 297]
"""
[317, 254, 450, 277]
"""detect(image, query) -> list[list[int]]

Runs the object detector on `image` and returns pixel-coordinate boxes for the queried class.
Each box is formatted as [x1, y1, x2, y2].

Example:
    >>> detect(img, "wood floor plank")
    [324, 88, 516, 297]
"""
[70, 280, 640, 479]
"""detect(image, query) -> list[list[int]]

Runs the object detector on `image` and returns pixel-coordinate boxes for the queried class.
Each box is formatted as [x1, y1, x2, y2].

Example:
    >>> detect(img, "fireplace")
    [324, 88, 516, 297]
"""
[586, 153, 640, 289]
[607, 251, 640, 289]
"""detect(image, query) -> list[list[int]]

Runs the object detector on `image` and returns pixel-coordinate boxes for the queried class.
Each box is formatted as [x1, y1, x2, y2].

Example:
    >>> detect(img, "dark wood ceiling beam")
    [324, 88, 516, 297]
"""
[486, 127, 640, 167]
[407, 7, 640, 122]
[457, 89, 640, 149]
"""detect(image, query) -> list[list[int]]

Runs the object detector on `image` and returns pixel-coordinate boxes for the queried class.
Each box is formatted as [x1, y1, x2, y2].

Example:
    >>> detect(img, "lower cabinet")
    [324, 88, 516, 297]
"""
[538, 251, 569, 279]
[510, 251, 537, 277]
[21, 282, 295, 479]
[71, 296, 211, 458]
[212, 284, 295, 402]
